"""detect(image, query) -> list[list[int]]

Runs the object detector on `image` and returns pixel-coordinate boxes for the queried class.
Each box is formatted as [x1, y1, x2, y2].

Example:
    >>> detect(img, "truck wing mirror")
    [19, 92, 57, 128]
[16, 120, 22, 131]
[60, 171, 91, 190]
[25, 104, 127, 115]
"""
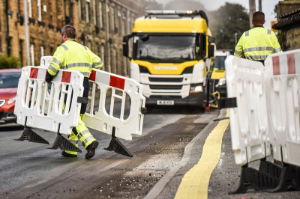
[123, 34, 133, 59]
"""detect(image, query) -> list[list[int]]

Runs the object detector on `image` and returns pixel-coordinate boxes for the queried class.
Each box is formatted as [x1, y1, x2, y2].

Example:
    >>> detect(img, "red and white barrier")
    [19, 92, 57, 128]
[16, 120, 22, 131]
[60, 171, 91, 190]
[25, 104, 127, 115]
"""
[14, 66, 84, 134]
[15, 56, 146, 141]
[84, 69, 146, 140]
[40, 56, 53, 68]
[226, 49, 300, 168]
[265, 49, 300, 167]
[226, 56, 270, 166]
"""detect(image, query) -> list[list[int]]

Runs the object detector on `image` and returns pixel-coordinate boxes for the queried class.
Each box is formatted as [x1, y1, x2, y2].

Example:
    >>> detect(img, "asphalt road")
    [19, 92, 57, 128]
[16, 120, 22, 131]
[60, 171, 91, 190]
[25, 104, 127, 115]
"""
[1, 107, 298, 199]
[0, 106, 211, 199]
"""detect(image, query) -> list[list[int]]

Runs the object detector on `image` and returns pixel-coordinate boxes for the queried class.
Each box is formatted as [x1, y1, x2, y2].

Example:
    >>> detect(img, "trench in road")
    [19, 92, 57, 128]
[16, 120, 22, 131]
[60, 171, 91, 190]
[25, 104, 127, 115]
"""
[2, 114, 209, 199]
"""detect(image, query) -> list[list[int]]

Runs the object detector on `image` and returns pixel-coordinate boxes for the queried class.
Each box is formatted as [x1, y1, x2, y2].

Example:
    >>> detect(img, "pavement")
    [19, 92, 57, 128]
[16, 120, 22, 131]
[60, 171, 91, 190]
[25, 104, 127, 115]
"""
[144, 109, 300, 199]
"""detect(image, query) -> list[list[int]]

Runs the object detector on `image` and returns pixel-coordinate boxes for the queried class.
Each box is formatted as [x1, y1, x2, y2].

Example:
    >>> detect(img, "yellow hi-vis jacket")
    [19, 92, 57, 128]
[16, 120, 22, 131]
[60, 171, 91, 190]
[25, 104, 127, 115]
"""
[48, 40, 103, 77]
[234, 27, 281, 61]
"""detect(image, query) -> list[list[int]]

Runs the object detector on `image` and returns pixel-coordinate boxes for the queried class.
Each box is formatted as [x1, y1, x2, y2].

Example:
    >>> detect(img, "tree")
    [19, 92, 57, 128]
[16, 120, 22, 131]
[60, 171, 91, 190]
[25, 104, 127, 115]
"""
[209, 3, 249, 50]
[165, 0, 205, 10]
[0, 56, 21, 69]
[144, 0, 163, 10]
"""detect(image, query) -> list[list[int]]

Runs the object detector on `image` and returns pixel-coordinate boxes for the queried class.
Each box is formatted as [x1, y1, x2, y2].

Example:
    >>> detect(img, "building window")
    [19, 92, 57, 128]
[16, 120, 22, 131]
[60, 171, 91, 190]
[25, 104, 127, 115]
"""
[30, 44, 35, 65]
[28, 0, 32, 18]
[79, 0, 85, 21]
[17, 0, 22, 14]
[98, 2, 103, 28]
[110, 7, 114, 33]
[86, 0, 90, 22]
[106, 4, 110, 32]
[126, 11, 130, 34]
[64, 0, 73, 25]
[93, 0, 97, 25]
[78, 0, 81, 19]
[37, 0, 42, 21]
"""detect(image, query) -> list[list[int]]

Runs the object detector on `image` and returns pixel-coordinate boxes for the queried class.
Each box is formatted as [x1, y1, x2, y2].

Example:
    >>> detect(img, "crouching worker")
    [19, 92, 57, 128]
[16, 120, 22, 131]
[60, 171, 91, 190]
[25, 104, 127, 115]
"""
[46, 25, 103, 159]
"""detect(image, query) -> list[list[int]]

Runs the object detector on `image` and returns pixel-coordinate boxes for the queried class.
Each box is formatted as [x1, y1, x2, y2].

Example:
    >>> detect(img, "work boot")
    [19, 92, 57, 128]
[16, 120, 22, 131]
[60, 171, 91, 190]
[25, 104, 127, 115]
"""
[62, 151, 77, 158]
[85, 141, 99, 159]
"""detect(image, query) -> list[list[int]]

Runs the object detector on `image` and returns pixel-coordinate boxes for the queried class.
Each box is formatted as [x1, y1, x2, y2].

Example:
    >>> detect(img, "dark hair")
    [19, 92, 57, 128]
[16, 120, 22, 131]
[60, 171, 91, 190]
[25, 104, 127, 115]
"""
[253, 11, 265, 23]
[61, 25, 76, 39]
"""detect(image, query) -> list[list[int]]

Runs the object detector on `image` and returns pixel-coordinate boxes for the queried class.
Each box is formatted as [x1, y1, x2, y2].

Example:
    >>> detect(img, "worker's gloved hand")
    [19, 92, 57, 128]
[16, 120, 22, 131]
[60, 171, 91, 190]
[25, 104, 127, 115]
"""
[46, 72, 54, 83]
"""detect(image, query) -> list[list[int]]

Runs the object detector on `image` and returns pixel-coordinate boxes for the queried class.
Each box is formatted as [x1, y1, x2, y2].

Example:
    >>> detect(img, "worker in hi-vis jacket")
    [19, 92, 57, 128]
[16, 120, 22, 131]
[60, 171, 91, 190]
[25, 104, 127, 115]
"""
[46, 25, 103, 159]
[234, 11, 281, 64]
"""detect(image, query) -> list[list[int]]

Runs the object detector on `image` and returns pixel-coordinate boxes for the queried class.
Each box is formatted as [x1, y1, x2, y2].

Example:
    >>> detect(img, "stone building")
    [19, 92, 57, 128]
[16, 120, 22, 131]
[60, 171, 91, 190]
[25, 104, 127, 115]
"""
[274, 0, 300, 50]
[0, 0, 144, 75]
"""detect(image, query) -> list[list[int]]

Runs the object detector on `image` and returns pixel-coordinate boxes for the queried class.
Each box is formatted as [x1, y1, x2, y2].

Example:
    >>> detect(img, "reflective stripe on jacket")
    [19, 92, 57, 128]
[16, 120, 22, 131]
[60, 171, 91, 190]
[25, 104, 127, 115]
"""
[48, 40, 103, 77]
[234, 27, 281, 61]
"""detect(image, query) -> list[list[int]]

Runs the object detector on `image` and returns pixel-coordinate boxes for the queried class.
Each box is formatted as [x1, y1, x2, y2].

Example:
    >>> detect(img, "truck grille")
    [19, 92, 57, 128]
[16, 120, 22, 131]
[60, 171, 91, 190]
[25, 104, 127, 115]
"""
[149, 77, 183, 82]
[150, 85, 182, 90]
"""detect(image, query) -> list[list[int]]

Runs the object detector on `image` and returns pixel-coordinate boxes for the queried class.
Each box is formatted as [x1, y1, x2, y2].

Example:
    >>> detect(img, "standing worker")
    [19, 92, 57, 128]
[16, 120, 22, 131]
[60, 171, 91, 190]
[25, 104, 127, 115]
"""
[234, 11, 281, 64]
[46, 25, 103, 159]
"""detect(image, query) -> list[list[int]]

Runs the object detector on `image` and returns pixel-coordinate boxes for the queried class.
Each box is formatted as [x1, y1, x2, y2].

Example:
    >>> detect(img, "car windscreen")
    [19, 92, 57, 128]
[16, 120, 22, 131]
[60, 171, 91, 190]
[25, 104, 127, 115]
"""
[134, 34, 198, 63]
[0, 72, 21, 88]
[215, 56, 226, 70]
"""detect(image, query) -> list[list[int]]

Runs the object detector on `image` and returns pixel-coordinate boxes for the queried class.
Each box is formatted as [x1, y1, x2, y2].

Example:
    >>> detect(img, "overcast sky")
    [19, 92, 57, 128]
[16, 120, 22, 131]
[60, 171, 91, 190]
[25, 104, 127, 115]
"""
[156, 0, 280, 28]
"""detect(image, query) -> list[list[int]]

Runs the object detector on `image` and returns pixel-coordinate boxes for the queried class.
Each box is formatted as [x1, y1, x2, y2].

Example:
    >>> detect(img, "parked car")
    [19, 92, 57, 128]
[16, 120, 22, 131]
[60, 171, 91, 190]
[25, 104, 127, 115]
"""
[0, 69, 21, 124]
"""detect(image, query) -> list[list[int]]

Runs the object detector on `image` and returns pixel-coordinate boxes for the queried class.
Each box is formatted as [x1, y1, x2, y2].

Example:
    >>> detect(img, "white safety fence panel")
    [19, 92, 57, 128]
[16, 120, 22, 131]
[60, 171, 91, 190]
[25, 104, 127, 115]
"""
[84, 69, 146, 140]
[14, 66, 84, 135]
[265, 49, 300, 167]
[40, 56, 53, 68]
[226, 56, 270, 166]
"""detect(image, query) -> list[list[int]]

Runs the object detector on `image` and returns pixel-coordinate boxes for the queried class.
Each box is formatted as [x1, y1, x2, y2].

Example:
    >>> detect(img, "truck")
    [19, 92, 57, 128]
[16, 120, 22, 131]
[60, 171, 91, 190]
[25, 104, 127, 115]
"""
[123, 10, 215, 108]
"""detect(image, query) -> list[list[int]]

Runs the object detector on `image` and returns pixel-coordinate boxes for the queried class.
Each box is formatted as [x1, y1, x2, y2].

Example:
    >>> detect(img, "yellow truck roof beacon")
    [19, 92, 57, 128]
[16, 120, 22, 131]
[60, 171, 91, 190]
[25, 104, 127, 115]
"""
[123, 10, 215, 108]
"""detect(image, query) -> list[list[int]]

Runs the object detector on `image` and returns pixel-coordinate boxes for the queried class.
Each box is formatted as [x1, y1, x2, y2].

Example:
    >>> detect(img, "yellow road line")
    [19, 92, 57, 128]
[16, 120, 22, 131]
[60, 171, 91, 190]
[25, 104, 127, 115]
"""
[175, 112, 230, 199]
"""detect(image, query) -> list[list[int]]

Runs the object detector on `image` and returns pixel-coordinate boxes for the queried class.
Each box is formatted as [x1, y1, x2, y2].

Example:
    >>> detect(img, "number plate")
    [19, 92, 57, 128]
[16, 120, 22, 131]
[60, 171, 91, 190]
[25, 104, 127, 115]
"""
[157, 100, 174, 105]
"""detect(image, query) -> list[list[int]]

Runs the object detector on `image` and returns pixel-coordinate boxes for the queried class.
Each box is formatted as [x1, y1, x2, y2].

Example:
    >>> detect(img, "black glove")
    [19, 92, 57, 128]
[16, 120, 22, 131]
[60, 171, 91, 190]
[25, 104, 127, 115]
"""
[46, 71, 55, 83]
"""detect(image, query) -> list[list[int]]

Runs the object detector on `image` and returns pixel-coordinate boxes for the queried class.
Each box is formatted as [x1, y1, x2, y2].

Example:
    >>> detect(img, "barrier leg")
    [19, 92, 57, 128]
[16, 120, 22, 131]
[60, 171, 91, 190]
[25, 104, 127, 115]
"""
[48, 124, 82, 153]
[15, 117, 49, 144]
[15, 127, 49, 144]
[229, 160, 281, 194]
[105, 127, 133, 157]
[269, 164, 300, 192]
[229, 164, 251, 194]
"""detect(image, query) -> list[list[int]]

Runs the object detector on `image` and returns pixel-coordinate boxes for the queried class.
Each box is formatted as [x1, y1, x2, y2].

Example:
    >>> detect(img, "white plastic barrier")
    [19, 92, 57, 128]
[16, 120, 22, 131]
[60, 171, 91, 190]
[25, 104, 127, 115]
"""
[265, 49, 300, 167]
[14, 66, 84, 134]
[226, 56, 270, 166]
[40, 56, 53, 68]
[84, 69, 146, 140]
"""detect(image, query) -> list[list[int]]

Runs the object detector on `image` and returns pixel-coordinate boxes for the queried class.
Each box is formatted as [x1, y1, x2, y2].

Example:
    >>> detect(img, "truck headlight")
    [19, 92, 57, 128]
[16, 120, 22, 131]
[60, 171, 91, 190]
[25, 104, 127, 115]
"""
[190, 85, 203, 93]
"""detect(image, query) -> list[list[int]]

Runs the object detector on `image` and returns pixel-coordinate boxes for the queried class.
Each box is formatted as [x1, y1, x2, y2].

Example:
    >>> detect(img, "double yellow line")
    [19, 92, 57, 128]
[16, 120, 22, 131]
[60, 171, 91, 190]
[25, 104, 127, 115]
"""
[175, 112, 230, 199]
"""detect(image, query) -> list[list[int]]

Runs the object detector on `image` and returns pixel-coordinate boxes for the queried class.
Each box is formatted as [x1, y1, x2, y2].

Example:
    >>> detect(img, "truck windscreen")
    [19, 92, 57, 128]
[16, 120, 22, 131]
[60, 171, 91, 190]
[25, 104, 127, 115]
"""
[134, 35, 199, 62]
